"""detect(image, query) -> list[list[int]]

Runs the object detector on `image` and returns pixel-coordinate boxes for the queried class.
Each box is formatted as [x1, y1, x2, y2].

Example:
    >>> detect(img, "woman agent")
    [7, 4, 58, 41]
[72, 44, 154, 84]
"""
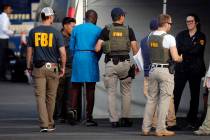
[174, 13, 206, 129]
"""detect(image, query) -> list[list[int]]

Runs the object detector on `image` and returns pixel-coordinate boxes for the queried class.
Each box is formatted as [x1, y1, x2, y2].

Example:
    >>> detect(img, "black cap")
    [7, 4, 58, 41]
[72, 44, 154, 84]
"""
[111, 7, 126, 19]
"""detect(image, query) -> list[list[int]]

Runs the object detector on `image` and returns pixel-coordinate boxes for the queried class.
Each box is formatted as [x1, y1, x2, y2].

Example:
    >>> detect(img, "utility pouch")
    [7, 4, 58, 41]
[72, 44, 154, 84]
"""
[34, 60, 45, 68]
[112, 57, 119, 65]
[128, 64, 136, 79]
[102, 41, 111, 54]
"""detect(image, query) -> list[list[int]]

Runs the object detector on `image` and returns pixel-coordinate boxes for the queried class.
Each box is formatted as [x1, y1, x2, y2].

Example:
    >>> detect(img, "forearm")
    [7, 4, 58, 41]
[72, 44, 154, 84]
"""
[59, 47, 66, 69]
[26, 47, 33, 68]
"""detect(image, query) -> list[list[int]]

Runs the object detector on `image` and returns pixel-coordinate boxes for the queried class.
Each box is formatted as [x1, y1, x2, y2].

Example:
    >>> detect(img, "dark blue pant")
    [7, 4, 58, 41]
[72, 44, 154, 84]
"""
[174, 71, 202, 123]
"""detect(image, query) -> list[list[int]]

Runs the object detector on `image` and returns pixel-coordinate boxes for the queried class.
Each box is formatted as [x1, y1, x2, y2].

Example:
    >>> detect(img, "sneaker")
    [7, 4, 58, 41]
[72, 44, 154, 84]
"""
[48, 125, 56, 132]
[156, 130, 175, 136]
[194, 129, 210, 136]
[86, 119, 98, 127]
[120, 118, 133, 127]
[40, 127, 48, 132]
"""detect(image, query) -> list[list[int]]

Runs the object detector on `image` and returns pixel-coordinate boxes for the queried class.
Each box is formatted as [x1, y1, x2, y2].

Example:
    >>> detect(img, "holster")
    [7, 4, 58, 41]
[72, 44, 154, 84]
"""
[128, 64, 136, 79]
[167, 59, 175, 74]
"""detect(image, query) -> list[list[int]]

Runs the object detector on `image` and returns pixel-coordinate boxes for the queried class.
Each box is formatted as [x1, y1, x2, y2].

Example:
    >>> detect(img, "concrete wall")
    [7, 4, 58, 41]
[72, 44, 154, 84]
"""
[86, 0, 210, 118]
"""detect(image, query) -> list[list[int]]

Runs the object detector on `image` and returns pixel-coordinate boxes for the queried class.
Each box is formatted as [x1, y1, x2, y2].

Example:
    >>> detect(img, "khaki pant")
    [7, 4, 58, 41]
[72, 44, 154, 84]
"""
[32, 65, 59, 128]
[143, 77, 176, 127]
[104, 60, 132, 122]
[142, 67, 174, 132]
[198, 89, 210, 132]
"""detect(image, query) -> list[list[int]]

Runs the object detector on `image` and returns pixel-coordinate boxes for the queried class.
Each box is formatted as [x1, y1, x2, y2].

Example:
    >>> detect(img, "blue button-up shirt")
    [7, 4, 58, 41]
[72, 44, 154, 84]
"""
[140, 36, 151, 77]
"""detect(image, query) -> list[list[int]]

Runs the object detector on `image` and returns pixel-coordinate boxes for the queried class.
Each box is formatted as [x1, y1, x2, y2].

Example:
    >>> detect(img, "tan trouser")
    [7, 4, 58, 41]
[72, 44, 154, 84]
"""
[142, 67, 174, 132]
[32, 65, 59, 128]
[104, 60, 132, 122]
[151, 98, 176, 127]
[198, 89, 210, 132]
[144, 77, 176, 127]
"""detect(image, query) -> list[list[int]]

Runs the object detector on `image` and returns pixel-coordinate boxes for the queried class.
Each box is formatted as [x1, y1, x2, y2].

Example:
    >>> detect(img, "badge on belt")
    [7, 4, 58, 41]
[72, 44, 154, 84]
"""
[45, 62, 52, 69]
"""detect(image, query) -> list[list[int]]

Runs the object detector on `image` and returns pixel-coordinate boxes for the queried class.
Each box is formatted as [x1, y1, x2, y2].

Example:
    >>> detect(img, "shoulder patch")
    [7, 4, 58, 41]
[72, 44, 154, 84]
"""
[200, 39, 205, 46]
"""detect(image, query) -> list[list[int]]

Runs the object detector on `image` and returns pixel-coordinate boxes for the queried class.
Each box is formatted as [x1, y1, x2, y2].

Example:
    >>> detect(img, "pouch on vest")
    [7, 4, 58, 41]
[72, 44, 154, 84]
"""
[102, 41, 111, 54]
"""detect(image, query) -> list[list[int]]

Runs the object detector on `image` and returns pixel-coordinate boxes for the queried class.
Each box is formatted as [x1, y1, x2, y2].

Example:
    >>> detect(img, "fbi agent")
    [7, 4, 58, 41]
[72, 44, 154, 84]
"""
[173, 13, 206, 129]
[95, 7, 139, 128]
[142, 14, 182, 136]
[26, 7, 66, 132]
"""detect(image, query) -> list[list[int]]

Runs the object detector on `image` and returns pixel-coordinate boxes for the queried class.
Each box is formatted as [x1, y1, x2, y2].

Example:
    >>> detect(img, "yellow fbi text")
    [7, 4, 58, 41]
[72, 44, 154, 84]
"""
[112, 32, 123, 37]
[150, 41, 159, 48]
[35, 32, 53, 47]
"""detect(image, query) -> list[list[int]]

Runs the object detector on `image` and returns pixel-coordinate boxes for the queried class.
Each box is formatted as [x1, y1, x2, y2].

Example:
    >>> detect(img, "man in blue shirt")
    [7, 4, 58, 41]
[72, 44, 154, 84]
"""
[140, 19, 158, 96]
[68, 10, 101, 126]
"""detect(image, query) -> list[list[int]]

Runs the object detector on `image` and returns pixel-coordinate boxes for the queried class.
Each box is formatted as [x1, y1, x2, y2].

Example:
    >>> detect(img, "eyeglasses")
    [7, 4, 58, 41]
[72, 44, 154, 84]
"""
[186, 20, 194, 23]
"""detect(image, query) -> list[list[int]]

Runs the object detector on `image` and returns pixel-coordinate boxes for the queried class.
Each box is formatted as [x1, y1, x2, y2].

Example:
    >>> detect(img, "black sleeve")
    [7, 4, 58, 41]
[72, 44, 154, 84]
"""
[187, 32, 206, 56]
[56, 31, 65, 48]
[99, 27, 109, 41]
[128, 27, 136, 41]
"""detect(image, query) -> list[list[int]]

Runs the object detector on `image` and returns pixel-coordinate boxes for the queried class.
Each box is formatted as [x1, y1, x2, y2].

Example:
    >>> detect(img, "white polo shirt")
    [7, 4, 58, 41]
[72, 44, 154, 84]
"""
[0, 12, 14, 39]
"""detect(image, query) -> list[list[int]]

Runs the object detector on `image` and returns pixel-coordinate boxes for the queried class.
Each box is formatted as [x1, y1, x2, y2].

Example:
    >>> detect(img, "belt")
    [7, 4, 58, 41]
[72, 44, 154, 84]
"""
[151, 63, 169, 68]
[45, 62, 58, 69]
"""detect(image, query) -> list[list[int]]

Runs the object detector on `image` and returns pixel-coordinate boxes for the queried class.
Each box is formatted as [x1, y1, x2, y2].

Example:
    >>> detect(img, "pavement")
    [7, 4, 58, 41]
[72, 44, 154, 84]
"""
[0, 81, 210, 140]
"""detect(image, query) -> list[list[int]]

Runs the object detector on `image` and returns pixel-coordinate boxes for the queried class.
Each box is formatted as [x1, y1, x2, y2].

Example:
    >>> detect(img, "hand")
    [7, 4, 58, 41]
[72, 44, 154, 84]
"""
[59, 67, 65, 78]
[26, 68, 32, 75]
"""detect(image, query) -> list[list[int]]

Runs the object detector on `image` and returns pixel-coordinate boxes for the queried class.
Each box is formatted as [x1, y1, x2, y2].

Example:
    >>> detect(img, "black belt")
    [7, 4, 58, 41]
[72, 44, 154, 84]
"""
[105, 55, 130, 64]
[151, 64, 169, 68]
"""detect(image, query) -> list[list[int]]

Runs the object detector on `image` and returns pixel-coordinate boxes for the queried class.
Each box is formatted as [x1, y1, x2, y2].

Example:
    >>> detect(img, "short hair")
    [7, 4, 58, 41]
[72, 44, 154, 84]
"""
[85, 9, 98, 25]
[157, 14, 171, 27]
[2, 4, 12, 11]
[186, 13, 201, 31]
[62, 17, 76, 27]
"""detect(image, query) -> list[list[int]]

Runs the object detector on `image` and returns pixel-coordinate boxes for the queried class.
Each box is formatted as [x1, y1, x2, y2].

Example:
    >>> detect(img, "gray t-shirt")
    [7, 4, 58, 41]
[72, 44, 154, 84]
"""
[28, 25, 64, 63]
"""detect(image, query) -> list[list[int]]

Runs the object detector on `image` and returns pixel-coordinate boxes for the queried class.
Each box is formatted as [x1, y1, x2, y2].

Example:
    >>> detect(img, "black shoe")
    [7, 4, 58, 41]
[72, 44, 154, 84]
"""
[120, 118, 133, 127]
[86, 119, 98, 127]
[111, 122, 120, 128]
[67, 109, 77, 125]
[40, 127, 48, 132]
[183, 124, 197, 131]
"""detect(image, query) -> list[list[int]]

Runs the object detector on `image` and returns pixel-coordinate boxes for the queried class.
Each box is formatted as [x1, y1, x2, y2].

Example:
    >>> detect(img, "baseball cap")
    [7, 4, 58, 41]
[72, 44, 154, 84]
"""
[149, 19, 158, 30]
[111, 7, 126, 19]
[41, 7, 54, 16]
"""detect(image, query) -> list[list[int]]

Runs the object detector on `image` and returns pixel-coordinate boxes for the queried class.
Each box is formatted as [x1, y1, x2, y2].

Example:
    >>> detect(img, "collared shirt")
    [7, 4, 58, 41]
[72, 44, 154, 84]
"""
[0, 12, 14, 39]
[175, 30, 206, 76]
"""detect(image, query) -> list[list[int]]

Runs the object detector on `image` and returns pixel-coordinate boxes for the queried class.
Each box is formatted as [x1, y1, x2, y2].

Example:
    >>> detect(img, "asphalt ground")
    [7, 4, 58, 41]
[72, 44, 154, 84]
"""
[0, 81, 209, 140]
